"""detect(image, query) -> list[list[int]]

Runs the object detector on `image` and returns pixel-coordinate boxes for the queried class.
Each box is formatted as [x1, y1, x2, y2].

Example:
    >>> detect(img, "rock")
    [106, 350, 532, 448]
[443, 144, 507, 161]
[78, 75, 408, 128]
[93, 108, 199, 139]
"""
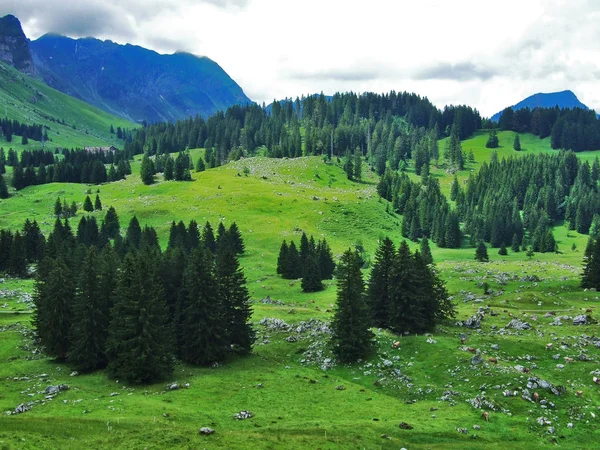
[382, 359, 393, 368]
[233, 410, 253, 420]
[456, 427, 468, 434]
[567, 423, 574, 428]
[255, 383, 264, 389]
[166, 383, 179, 391]
[110, 392, 119, 397]
[506, 319, 531, 330]
[536, 416, 551, 426]
[70, 371, 79, 377]
[45, 385, 60, 395]
[573, 315, 589, 325]
[547, 427, 556, 434]
[380, 434, 391, 439]
[335, 385, 346, 390]
[399, 421, 413, 430]
[465, 316, 481, 329]
[556, 364, 565, 369]
[473, 425, 481, 430]
[199, 427, 215, 435]
[13, 403, 31, 414]
[490, 344, 499, 350]
[471, 354, 483, 365]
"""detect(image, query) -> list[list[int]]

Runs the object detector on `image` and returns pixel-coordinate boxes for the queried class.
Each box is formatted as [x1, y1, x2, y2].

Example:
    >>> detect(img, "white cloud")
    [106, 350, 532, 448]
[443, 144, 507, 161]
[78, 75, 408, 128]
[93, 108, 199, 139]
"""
[2, 0, 599, 116]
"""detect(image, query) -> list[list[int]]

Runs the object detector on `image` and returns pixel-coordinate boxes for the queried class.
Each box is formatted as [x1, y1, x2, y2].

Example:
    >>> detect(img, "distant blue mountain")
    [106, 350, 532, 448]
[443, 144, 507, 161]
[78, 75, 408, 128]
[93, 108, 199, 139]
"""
[491, 90, 596, 122]
[30, 33, 251, 123]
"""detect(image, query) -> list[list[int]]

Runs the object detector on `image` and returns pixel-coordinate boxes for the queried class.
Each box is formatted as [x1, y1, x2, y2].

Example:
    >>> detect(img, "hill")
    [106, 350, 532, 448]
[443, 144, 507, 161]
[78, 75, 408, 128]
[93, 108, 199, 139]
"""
[0, 14, 35, 76]
[30, 33, 252, 123]
[0, 60, 135, 151]
[490, 90, 595, 122]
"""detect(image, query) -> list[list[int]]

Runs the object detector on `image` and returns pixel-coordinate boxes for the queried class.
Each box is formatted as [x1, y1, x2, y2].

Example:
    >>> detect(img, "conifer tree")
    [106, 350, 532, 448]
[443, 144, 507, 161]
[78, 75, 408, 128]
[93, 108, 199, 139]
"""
[367, 237, 396, 328]
[102, 206, 120, 239]
[215, 248, 255, 354]
[0, 174, 8, 198]
[8, 231, 27, 276]
[299, 232, 310, 265]
[475, 241, 489, 262]
[277, 240, 289, 275]
[124, 216, 142, 250]
[107, 251, 173, 384]
[228, 222, 245, 254]
[69, 247, 109, 371]
[54, 197, 63, 218]
[284, 241, 301, 279]
[388, 241, 417, 333]
[164, 156, 174, 180]
[34, 257, 75, 361]
[513, 133, 521, 151]
[202, 221, 216, 253]
[317, 239, 335, 280]
[420, 236, 433, 266]
[450, 176, 459, 201]
[178, 247, 227, 364]
[498, 243, 508, 255]
[83, 195, 93, 212]
[511, 233, 521, 252]
[301, 256, 323, 292]
[331, 249, 373, 363]
[140, 153, 155, 185]
[94, 194, 102, 211]
[187, 220, 201, 251]
[353, 150, 362, 181]
[196, 157, 206, 172]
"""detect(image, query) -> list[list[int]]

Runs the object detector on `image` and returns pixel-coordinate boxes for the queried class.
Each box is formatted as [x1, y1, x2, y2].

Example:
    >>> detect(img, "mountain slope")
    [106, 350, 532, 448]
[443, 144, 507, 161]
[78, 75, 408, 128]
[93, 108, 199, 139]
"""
[0, 14, 35, 76]
[491, 90, 594, 121]
[0, 60, 135, 150]
[30, 34, 251, 123]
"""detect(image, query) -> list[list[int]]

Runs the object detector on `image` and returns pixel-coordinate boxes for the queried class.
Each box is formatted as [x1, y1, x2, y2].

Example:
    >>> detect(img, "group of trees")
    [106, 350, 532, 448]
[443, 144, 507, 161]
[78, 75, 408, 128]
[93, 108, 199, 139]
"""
[331, 237, 454, 362]
[0, 118, 47, 144]
[141, 151, 194, 185]
[0, 219, 45, 276]
[29, 208, 254, 383]
[497, 106, 600, 152]
[378, 171, 462, 248]
[6, 148, 131, 191]
[276, 233, 335, 292]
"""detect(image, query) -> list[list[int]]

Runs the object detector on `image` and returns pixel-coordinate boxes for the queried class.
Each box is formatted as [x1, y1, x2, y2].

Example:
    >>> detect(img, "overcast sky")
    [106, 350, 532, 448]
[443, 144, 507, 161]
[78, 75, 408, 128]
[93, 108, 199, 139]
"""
[2, 0, 599, 117]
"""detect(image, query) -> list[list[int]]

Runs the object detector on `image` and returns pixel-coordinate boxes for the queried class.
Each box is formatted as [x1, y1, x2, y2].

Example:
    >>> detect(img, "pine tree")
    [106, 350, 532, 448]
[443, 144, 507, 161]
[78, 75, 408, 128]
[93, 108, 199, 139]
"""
[485, 130, 499, 148]
[331, 249, 373, 363]
[513, 133, 521, 151]
[215, 248, 255, 354]
[353, 150, 362, 181]
[582, 238, 600, 289]
[196, 157, 206, 172]
[420, 237, 433, 265]
[164, 156, 174, 181]
[277, 240, 289, 275]
[301, 256, 323, 292]
[124, 216, 142, 250]
[140, 153, 155, 185]
[94, 194, 102, 211]
[102, 206, 120, 239]
[69, 247, 109, 371]
[106, 251, 173, 384]
[54, 198, 63, 218]
[202, 221, 216, 253]
[475, 241, 489, 262]
[8, 231, 27, 276]
[178, 247, 227, 364]
[317, 239, 335, 280]
[450, 176, 459, 201]
[367, 237, 396, 328]
[284, 241, 301, 279]
[498, 243, 508, 255]
[0, 174, 9, 198]
[83, 195, 93, 212]
[228, 222, 245, 254]
[34, 257, 75, 361]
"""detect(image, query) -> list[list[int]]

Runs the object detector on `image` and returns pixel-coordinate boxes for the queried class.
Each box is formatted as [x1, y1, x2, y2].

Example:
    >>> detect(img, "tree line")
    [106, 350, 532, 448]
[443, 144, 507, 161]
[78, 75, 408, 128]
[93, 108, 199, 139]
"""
[17, 208, 254, 384]
[276, 232, 335, 292]
[0, 118, 47, 144]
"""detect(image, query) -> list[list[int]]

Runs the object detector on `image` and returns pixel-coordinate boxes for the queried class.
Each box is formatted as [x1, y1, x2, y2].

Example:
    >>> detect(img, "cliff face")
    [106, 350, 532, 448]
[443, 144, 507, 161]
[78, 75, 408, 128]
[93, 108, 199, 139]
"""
[0, 14, 36, 76]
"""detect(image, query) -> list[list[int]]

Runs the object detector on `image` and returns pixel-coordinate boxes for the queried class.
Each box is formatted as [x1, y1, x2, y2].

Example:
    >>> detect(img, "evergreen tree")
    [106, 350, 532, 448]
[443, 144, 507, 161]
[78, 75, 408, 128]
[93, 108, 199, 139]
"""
[54, 198, 63, 218]
[343, 150, 354, 180]
[202, 221, 216, 253]
[331, 249, 373, 363]
[94, 194, 102, 211]
[140, 153, 155, 185]
[498, 243, 508, 255]
[301, 256, 323, 292]
[475, 241, 489, 262]
[353, 150, 362, 181]
[420, 236, 433, 265]
[124, 216, 142, 250]
[450, 176, 459, 201]
[12, 163, 24, 190]
[485, 130, 499, 148]
[367, 237, 396, 328]
[511, 233, 521, 252]
[284, 240, 301, 279]
[277, 240, 289, 275]
[8, 231, 27, 276]
[317, 239, 335, 280]
[69, 247, 110, 371]
[513, 133, 521, 151]
[34, 257, 75, 361]
[107, 251, 174, 384]
[215, 248, 255, 354]
[0, 174, 9, 198]
[83, 195, 93, 212]
[178, 247, 227, 364]
[164, 156, 174, 181]
[228, 222, 245, 254]
[196, 157, 206, 172]
[102, 206, 120, 239]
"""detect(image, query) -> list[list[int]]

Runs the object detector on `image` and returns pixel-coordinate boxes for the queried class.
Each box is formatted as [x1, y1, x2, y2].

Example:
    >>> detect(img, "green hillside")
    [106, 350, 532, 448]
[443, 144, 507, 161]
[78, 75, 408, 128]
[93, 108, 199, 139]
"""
[0, 61, 135, 152]
[1, 144, 599, 448]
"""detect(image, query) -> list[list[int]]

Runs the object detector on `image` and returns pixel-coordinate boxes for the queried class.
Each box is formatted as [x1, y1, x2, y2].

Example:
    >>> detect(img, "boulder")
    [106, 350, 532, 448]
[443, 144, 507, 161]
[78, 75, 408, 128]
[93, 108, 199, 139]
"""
[464, 316, 481, 329]
[398, 421, 413, 430]
[573, 315, 589, 326]
[199, 427, 215, 435]
[471, 354, 483, 365]
[233, 410, 254, 420]
[506, 319, 531, 330]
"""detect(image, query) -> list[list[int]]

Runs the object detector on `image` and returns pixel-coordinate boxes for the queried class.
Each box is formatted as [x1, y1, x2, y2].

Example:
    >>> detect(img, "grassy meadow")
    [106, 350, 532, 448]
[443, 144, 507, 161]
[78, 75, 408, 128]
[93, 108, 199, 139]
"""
[0, 132, 599, 449]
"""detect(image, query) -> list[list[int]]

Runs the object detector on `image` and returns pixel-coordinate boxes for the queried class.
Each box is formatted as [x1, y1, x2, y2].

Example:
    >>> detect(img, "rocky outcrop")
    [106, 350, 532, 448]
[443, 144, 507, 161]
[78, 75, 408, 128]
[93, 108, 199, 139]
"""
[0, 15, 36, 76]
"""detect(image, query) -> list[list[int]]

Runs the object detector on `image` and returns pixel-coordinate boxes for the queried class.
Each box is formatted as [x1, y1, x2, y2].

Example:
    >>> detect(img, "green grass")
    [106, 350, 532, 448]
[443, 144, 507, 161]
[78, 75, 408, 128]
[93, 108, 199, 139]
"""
[1, 143, 600, 448]
[0, 61, 136, 153]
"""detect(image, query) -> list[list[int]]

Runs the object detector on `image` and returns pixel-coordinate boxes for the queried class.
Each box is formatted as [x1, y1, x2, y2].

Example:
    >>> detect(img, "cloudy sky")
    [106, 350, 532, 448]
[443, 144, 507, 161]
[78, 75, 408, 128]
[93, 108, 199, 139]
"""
[2, 0, 599, 116]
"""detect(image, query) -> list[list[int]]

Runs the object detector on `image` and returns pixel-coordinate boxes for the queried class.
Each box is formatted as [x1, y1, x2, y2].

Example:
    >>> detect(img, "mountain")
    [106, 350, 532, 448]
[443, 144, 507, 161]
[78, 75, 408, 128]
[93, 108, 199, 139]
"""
[491, 90, 595, 122]
[29, 33, 251, 123]
[0, 60, 135, 150]
[0, 14, 35, 76]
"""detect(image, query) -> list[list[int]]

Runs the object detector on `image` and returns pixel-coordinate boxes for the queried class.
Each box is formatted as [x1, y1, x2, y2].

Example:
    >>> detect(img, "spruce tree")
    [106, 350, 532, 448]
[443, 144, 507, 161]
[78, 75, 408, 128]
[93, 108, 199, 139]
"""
[582, 238, 600, 289]
[498, 243, 508, 255]
[301, 256, 323, 292]
[83, 195, 93, 212]
[34, 257, 75, 361]
[284, 241, 301, 279]
[228, 222, 245, 254]
[94, 194, 102, 211]
[331, 249, 373, 363]
[54, 197, 63, 218]
[202, 221, 216, 253]
[187, 220, 201, 251]
[102, 206, 120, 239]
[420, 236, 434, 266]
[196, 157, 206, 172]
[511, 233, 521, 253]
[69, 247, 109, 371]
[164, 156, 174, 180]
[140, 153, 155, 185]
[450, 176, 459, 201]
[317, 239, 335, 280]
[388, 241, 417, 333]
[475, 241, 489, 262]
[124, 216, 142, 250]
[8, 231, 27, 276]
[178, 247, 227, 364]
[367, 237, 396, 328]
[215, 248, 255, 354]
[0, 174, 9, 198]
[107, 251, 174, 384]
[513, 133, 521, 151]
[277, 240, 289, 275]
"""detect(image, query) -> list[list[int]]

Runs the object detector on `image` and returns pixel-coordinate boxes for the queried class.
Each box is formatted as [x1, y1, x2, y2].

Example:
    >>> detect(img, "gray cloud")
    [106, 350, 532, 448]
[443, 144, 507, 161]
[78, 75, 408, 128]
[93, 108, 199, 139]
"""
[414, 62, 497, 81]
[288, 68, 381, 82]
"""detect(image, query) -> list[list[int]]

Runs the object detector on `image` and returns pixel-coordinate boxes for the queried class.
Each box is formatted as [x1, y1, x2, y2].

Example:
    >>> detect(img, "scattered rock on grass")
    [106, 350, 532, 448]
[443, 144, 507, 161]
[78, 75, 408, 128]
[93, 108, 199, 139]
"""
[199, 427, 215, 435]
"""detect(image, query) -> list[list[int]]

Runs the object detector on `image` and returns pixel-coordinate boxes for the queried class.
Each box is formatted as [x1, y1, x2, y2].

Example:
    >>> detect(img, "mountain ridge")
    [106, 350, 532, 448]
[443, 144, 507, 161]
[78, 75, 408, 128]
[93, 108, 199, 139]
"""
[0, 14, 35, 76]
